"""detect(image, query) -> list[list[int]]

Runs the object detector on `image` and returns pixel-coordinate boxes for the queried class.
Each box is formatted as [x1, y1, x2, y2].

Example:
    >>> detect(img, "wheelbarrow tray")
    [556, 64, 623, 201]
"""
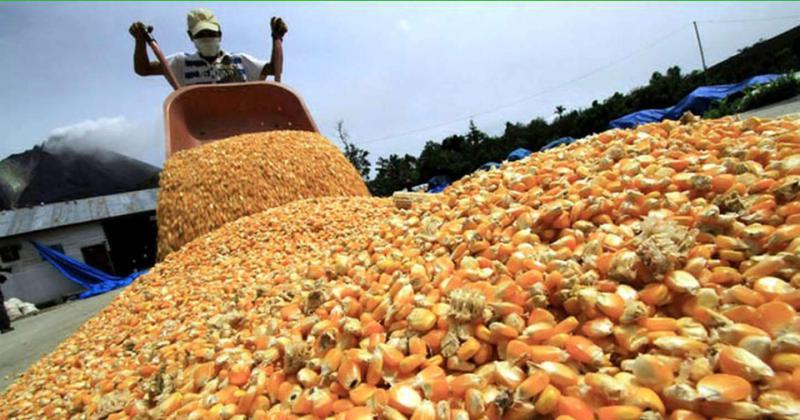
[163, 81, 319, 157]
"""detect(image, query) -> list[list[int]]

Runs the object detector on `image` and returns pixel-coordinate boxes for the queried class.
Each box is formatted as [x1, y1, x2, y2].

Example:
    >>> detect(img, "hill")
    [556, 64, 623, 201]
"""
[705, 24, 800, 84]
[0, 139, 160, 210]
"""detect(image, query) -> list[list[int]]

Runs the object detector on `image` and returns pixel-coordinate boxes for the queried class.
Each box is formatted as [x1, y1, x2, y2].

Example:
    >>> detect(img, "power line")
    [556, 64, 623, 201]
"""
[358, 14, 799, 147]
[358, 23, 690, 146]
[697, 15, 800, 24]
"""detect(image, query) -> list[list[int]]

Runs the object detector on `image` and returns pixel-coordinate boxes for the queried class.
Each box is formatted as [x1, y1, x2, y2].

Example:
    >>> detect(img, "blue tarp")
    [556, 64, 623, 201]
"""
[33, 241, 145, 299]
[609, 109, 670, 130]
[507, 148, 532, 162]
[610, 74, 782, 129]
[541, 137, 576, 151]
[478, 162, 501, 171]
[427, 176, 450, 193]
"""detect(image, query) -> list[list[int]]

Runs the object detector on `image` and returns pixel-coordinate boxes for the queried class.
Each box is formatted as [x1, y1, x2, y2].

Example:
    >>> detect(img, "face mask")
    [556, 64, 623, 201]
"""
[193, 37, 221, 57]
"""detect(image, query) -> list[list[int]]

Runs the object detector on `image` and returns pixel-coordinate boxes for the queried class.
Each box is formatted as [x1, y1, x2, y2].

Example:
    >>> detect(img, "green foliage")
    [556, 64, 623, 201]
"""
[365, 27, 800, 196]
[336, 121, 371, 180]
[739, 74, 800, 111]
[704, 74, 800, 119]
[368, 154, 418, 196]
[703, 98, 739, 120]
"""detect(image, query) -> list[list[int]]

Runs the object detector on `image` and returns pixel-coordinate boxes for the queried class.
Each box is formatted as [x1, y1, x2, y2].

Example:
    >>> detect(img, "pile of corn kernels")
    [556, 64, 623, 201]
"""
[156, 130, 370, 260]
[1, 197, 394, 418]
[3, 115, 800, 420]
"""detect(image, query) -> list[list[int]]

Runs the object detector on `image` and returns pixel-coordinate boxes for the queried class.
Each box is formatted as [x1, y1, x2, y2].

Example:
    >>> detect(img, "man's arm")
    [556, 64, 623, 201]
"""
[259, 38, 282, 81]
[261, 17, 287, 82]
[130, 22, 164, 76]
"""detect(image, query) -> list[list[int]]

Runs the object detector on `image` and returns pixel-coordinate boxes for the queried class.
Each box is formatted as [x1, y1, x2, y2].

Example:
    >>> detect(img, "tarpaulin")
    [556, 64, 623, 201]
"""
[541, 137, 576, 151]
[33, 241, 145, 299]
[426, 176, 450, 193]
[506, 148, 532, 161]
[610, 74, 783, 129]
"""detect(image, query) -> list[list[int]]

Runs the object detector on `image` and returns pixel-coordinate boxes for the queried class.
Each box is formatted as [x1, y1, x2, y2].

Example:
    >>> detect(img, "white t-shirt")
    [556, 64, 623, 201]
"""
[166, 51, 267, 86]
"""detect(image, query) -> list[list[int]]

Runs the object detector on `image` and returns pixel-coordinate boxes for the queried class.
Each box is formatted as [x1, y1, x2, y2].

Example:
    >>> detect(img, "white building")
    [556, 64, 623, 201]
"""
[0, 188, 158, 305]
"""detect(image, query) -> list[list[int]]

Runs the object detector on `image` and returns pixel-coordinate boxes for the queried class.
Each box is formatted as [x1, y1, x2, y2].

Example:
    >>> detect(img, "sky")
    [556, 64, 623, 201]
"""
[0, 2, 798, 168]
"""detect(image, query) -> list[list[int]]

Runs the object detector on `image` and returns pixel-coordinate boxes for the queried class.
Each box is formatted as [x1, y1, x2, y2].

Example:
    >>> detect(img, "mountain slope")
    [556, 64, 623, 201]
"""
[0, 140, 160, 210]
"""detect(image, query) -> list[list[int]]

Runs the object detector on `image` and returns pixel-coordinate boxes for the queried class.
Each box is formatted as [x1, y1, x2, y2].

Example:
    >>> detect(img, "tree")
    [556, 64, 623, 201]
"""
[368, 154, 419, 196]
[554, 105, 566, 117]
[335, 120, 370, 180]
[466, 120, 488, 146]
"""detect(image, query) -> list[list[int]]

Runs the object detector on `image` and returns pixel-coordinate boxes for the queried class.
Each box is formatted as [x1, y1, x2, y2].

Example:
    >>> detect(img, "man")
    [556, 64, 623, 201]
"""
[0, 267, 13, 334]
[129, 8, 288, 86]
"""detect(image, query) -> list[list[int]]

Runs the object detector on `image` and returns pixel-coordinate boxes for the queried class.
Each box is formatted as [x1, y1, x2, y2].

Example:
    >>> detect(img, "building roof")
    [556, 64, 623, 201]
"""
[0, 188, 158, 238]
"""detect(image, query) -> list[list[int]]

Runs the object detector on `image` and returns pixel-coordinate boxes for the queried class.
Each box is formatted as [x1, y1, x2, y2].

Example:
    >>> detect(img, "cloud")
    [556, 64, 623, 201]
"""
[396, 18, 411, 34]
[48, 117, 130, 146]
[45, 116, 164, 167]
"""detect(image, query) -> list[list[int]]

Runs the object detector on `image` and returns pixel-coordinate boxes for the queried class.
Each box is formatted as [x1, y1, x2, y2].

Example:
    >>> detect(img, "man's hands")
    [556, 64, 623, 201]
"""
[133, 18, 285, 41]
[129, 21, 151, 42]
[130, 21, 161, 77]
[271, 17, 288, 40]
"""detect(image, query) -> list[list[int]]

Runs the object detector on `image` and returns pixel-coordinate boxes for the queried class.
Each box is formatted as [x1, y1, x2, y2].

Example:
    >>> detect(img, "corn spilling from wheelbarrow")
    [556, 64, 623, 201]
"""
[2, 115, 800, 420]
[156, 130, 370, 260]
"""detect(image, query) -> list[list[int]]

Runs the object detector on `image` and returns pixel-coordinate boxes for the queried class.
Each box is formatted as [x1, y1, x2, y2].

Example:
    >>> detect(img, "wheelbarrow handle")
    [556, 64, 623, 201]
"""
[143, 26, 181, 91]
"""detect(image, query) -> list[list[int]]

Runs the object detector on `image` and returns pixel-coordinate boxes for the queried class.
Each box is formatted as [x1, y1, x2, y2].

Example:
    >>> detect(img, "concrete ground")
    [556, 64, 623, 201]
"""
[0, 290, 121, 392]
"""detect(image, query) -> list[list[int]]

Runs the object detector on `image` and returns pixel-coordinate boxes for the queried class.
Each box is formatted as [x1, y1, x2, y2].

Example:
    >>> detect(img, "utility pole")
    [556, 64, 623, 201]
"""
[693, 21, 708, 72]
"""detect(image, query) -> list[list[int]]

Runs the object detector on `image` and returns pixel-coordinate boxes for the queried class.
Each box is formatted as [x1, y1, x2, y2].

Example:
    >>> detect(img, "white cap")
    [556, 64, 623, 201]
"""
[187, 8, 220, 36]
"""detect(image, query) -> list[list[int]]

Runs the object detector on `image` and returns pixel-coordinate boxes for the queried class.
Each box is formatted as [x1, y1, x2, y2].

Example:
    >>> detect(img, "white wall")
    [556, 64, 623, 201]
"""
[0, 222, 109, 304]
